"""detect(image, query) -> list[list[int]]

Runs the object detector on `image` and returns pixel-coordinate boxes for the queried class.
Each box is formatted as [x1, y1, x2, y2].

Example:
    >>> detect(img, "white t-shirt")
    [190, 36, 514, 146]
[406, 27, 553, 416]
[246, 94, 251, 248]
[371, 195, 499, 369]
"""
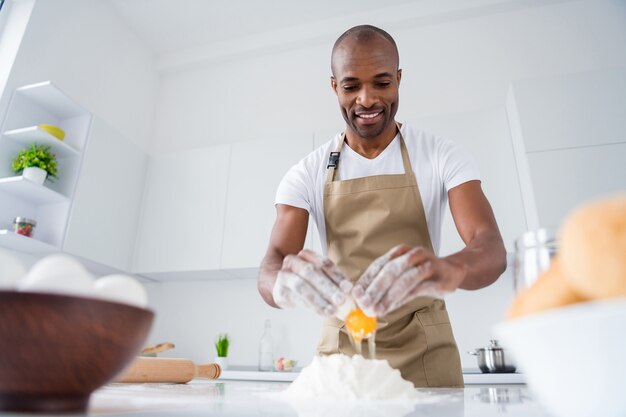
[274, 123, 481, 255]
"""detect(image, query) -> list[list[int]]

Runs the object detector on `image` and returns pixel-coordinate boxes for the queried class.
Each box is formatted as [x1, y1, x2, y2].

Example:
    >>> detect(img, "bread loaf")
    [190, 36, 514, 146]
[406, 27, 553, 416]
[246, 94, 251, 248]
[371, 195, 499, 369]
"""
[507, 194, 626, 320]
[507, 258, 586, 319]
[559, 195, 626, 299]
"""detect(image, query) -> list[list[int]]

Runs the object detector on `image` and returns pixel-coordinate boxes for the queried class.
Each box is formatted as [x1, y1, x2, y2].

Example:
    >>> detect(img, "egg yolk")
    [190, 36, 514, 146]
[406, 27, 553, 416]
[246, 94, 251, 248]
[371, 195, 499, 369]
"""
[344, 308, 377, 343]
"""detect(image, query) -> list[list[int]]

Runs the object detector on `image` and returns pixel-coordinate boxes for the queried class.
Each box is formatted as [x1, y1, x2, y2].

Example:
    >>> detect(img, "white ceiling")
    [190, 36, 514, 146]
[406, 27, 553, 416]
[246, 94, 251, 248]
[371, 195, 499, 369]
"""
[108, 0, 574, 72]
[108, 0, 420, 55]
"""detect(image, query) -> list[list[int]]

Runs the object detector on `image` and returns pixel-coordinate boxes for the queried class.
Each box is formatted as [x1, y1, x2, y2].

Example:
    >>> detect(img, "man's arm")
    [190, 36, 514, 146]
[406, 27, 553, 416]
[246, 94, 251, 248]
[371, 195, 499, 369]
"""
[353, 180, 507, 316]
[258, 204, 309, 308]
[258, 204, 353, 315]
[445, 179, 507, 290]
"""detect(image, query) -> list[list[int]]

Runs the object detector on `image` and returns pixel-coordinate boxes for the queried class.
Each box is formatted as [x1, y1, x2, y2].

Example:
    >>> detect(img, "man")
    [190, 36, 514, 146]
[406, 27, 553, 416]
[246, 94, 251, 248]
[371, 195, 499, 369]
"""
[258, 25, 506, 387]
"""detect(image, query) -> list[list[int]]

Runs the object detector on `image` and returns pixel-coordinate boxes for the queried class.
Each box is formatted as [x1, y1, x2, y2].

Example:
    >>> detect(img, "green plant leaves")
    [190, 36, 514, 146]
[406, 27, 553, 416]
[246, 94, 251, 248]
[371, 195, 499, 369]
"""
[11, 143, 58, 178]
[215, 333, 230, 357]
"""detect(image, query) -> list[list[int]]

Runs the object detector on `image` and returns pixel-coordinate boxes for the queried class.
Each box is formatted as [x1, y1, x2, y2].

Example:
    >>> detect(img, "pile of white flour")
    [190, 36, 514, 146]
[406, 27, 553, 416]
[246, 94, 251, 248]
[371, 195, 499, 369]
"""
[283, 354, 419, 401]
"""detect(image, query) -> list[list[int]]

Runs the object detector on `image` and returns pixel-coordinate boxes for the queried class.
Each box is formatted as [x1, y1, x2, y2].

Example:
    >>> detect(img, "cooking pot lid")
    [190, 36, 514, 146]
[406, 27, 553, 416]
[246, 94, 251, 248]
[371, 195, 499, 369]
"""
[486, 339, 504, 351]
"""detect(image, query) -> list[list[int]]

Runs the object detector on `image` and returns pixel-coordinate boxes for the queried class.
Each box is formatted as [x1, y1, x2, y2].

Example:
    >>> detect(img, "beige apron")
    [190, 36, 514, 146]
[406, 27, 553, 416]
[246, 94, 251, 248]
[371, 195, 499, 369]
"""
[317, 125, 464, 388]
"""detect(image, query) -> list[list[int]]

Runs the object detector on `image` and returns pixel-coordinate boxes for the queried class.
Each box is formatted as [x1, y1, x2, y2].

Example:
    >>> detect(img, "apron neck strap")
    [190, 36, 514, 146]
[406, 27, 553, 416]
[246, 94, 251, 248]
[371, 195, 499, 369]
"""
[326, 133, 345, 183]
[326, 122, 414, 184]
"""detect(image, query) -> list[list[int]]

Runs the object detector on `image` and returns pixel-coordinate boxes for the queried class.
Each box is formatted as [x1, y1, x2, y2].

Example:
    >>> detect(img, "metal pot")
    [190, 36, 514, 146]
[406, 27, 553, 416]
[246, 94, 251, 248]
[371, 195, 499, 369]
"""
[468, 340, 516, 373]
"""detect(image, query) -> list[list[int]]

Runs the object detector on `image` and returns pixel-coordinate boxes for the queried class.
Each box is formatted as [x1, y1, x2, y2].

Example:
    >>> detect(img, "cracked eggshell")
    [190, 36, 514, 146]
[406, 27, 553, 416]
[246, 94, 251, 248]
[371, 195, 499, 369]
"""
[94, 274, 148, 308]
[18, 254, 95, 297]
[0, 249, 27, 290]
[335, 297, 356, 321]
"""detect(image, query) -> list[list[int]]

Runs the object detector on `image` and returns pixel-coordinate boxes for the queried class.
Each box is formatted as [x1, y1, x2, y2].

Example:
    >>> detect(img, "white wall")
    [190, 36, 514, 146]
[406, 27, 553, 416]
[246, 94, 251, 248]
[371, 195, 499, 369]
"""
[0, 0, 159, 152]
[151, 0, 626, 153]
[143, 279, 323, 367]
[142, 268, 517, 370]
[141, 0, 626, 369]
[3, 0, 624, 369]
[0, 0, 35, 106]
[0, 0, 159, 267]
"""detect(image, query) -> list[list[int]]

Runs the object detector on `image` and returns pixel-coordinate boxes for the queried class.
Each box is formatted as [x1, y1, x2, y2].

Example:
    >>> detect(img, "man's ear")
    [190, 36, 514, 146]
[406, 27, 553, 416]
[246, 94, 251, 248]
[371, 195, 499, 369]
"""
[330, 76, 338, 95]
[397, 69, 402, 86]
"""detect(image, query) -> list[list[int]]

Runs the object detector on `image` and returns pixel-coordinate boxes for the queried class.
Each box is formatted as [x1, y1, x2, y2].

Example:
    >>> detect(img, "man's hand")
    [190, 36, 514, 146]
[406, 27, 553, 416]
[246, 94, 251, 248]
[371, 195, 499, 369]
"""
[273, 249, 353, 316]
[349, 181, 507, 317]
[351, 245, 467, 316]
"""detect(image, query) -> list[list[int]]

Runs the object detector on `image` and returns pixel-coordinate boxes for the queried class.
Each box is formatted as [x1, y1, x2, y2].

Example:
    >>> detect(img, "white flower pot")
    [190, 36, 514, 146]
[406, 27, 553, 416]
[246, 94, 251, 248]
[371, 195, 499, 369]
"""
[22, 167, 47, 185]
[215, 356, 228, 370]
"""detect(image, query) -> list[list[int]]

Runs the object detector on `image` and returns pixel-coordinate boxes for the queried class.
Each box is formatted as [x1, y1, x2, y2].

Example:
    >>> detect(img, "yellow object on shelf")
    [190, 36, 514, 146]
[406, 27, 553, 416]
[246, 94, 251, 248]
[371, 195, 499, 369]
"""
[38, 124, 65, 141]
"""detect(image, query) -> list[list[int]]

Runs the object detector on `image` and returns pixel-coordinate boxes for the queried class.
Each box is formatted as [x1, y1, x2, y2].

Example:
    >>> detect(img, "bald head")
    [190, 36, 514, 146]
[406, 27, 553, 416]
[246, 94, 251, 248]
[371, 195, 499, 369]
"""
[329, 25, 402, 142]
[331, 25, 399, 76]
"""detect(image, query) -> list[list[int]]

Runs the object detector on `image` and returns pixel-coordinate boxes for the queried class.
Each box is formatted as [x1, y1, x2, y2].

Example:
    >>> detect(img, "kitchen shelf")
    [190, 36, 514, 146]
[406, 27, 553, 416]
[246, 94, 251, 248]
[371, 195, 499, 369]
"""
[0, 176, 69, 203]
[15, 81, 86, 119]
[0, 229, 59, 254]
[2, 126, 79, 158]
[0, 81, 91, 259]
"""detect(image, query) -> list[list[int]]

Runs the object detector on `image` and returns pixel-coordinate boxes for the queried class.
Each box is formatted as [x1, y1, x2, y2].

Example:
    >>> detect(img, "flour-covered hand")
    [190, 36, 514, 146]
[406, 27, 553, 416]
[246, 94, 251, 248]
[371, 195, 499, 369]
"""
[272, 249, 353, 317]
[352, 245, 466, 316]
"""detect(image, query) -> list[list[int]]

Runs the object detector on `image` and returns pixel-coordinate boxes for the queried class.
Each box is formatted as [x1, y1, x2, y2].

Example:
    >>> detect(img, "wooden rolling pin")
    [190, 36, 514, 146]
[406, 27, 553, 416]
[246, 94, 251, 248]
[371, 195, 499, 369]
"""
[141, 342, 175, 356]
[116, 357, 221, 383]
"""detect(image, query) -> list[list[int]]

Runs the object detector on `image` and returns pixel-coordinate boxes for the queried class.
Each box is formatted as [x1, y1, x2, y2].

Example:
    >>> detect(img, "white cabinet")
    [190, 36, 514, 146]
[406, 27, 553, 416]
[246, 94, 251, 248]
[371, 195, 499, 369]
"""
[133, 135, 313, 279]
[509, 69, 626, 153]
[63, 119, 148, 272]
[0, 81, 91, 253]
[527, 143, 626, 231]
[133, 145, 231, 276]
[220, 135, 312, 269]
[507, 69, 626, 231]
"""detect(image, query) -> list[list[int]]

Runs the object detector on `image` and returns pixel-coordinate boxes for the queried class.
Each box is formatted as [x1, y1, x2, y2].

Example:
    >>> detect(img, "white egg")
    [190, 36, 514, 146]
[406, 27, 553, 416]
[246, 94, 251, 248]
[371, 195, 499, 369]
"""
[335, 297, 356, 321]
[18, 254, 94, 297]
[0, 249, 27, 290]
[94, 274, 148, 308]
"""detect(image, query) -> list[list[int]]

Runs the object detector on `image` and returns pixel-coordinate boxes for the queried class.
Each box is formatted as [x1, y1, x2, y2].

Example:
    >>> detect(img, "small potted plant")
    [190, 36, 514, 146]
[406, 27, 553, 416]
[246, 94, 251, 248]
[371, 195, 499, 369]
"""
[11, 143, 58, 185]
[214, 333, 230, 370]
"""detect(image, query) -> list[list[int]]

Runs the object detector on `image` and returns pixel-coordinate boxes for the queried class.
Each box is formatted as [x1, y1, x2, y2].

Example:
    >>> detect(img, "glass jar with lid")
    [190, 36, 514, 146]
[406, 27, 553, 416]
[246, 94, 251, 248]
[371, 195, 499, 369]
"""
[12, 217, 37, 237]
[513, 228, 557, 292]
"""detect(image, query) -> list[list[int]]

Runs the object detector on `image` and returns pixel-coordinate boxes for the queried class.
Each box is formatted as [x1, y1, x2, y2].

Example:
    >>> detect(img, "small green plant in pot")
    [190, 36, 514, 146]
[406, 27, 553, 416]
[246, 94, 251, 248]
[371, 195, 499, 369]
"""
[11, 143, 58, 184]
[214, 333, 230, 370]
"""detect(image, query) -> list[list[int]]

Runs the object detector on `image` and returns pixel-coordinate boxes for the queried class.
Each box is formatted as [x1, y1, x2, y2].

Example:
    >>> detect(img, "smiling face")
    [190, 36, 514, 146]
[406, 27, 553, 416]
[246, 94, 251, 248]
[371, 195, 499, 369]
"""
[331, 35, 401, 142]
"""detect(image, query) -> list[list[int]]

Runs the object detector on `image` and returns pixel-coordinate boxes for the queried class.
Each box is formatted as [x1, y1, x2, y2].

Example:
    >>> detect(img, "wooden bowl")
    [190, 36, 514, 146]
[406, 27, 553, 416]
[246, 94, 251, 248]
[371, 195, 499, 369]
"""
[0, 291, 154, 413]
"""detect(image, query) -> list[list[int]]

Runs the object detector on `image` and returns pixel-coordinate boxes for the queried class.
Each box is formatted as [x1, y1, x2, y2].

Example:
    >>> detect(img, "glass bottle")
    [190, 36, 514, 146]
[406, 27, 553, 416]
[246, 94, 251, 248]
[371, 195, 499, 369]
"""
[513, 228, 557, 292]
[258, 319, 274, 371]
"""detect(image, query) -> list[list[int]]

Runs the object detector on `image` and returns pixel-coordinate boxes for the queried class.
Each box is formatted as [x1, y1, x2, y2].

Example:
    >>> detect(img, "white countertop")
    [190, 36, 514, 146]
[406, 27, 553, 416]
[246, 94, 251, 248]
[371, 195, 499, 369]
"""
[81, 380, 549, 417]
[220, 365, 525, 384]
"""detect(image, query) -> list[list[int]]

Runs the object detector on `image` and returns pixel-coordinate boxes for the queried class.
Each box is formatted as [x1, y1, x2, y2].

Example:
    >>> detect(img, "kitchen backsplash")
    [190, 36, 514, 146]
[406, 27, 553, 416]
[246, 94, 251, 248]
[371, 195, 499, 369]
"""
[143, 263, 516, 369]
